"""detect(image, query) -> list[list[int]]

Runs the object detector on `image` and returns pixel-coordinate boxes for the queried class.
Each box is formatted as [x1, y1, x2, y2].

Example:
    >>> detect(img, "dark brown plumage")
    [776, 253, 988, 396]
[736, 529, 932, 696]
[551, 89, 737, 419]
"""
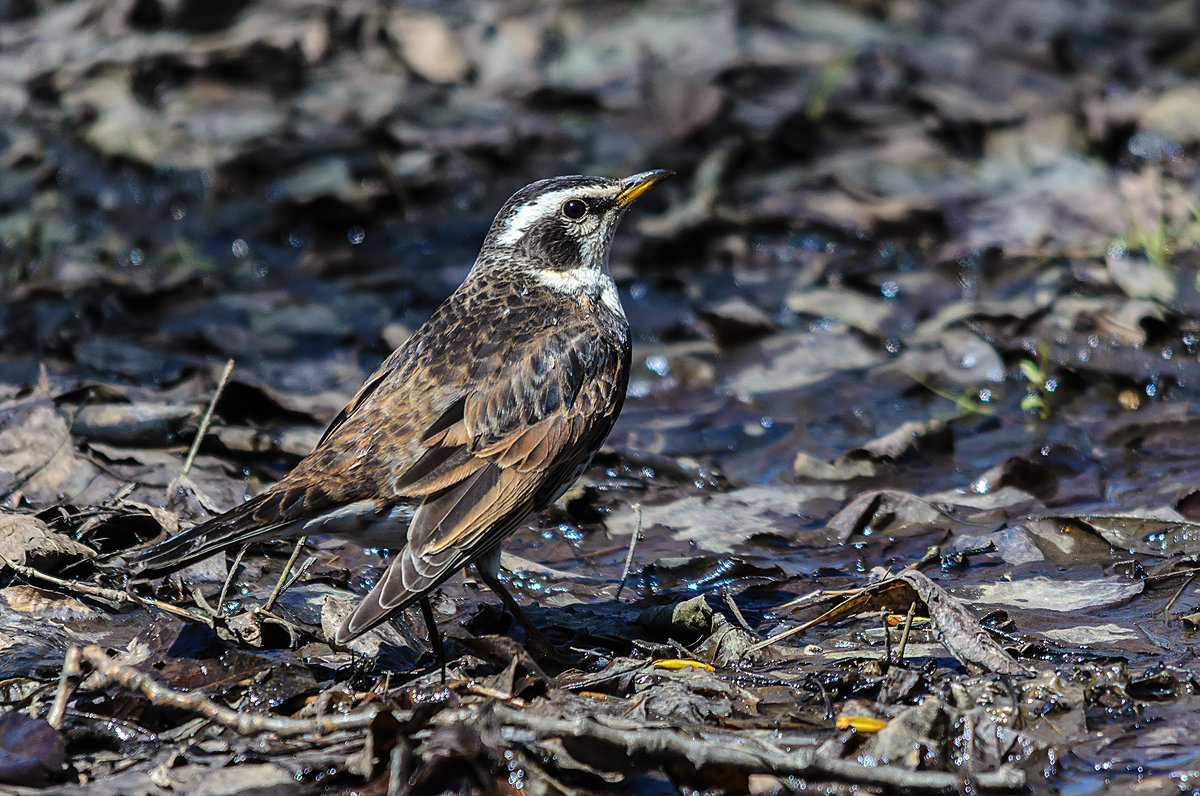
[134, 170, 672, 646]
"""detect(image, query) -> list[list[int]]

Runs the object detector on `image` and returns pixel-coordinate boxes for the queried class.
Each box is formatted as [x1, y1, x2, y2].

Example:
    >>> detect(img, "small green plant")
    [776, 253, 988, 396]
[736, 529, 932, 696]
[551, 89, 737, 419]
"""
[804, 52, 854, 120]
[1111, 217, 1171, 268]
[907, 373, 997, 417]
[1111, 201, 1200, 271]
[1019, 343, 1054, 420]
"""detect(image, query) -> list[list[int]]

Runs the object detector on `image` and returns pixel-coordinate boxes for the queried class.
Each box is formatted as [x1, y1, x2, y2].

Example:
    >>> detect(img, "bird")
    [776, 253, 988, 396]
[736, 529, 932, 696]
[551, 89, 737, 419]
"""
[133, 169, 673, 653]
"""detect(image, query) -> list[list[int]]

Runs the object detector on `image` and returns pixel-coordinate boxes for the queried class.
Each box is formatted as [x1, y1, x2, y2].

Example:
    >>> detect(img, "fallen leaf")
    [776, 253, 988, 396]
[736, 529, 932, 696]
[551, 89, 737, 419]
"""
[972, 576, 1143, 612]
[0, 513, 95, 568]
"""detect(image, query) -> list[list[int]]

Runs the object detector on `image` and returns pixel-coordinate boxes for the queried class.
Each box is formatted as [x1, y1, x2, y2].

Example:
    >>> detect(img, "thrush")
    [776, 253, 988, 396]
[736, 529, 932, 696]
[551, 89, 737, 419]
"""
[134, 169, 673, 651]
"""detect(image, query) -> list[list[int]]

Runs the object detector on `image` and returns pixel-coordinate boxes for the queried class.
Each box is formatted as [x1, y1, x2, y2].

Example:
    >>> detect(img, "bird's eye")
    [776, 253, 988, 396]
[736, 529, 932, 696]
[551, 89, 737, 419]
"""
[562, 199, 589, 220]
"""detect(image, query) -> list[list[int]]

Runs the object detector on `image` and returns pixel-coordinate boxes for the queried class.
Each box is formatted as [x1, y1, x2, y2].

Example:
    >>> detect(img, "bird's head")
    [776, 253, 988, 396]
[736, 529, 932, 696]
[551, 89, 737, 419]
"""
[479, 170, 673, 289]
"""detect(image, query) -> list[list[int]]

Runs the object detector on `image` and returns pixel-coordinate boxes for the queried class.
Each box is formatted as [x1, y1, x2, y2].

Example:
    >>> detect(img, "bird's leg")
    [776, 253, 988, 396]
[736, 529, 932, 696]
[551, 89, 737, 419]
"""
[472, 560, 577, 664]
[418, 596, 446, 683]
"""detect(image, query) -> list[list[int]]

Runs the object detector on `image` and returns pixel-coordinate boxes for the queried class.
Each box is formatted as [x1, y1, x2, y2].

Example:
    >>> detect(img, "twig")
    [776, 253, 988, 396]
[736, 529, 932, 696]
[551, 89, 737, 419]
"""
[720, 588, 755, 634]
[805, 673, 834, 720]
[47, 646, 82, 729]
[775, 588, 855, 613]
[748, 578, 926, 657]
[882, 610, 893, 666]
[902, 545, 941, 572]
[105, 482, 137, 506]
[190, 584, 217, 617]
[279, 555, 315, 596]
[0, 552, 132, 608]
[129, 591, 214, 626]
[1164, 573, 1194, 621]
[492, 704, 1025, 791]
[183, 358, 235, 477]
[265, 536, 308, 613]
[463, 683, 527, 707]
[1146, 566, 1200, 584]
[895, 601, 918, 667]
[743, 614, 825, 654]
[216, 545, 249, 616]
[578, 543, 626, 559]
[615, 504, 643, 600]
[386, 742, 408, 796]
[75, 646, 392, 737]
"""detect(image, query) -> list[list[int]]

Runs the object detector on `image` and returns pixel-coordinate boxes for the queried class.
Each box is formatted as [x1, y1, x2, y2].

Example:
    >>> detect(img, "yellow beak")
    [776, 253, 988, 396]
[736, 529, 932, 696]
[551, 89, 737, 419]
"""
[615, 169, 674, 207]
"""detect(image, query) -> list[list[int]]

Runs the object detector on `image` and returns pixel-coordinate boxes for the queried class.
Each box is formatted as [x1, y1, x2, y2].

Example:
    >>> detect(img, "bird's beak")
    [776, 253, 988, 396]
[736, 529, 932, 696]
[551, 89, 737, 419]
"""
[615, 169, 674, 207]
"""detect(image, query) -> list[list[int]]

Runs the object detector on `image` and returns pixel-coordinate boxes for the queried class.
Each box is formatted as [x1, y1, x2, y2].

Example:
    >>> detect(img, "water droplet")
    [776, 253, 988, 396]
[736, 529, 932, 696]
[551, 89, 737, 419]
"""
[348, 225, 366, 245]
[231, 238, 249, 258]
[645, 354, 670, 377]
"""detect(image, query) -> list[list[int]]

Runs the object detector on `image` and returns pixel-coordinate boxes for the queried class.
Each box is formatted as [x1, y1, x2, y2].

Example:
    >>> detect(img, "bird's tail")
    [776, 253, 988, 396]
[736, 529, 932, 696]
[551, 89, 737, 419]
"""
[132, 494, 288, 579]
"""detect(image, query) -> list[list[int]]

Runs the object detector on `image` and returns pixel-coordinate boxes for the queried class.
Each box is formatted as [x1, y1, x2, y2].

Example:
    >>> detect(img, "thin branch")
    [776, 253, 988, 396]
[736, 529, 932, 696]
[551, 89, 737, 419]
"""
[128, 590, 218, 626]
[896, 601, 918, 667]
[882, 610, 893, 666]
[493, 703, 1025, 791]
[615, 504, 642, 600]
[743, 614, 825, 654]
[265, 536, 308, 613]
[48, 646, 82, 729]
[76, 646, 392, 738]
[183, 358, 235, 477]
[1164, 573, 1194, 621]
[0, 552, 131, 608]
[216, 545, 248, 616]
[720, 588, 755, 635]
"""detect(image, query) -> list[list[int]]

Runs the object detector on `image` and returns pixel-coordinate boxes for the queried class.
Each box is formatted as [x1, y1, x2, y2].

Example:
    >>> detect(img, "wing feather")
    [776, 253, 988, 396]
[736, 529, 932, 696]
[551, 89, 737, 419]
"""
[337, 319, 630, 641]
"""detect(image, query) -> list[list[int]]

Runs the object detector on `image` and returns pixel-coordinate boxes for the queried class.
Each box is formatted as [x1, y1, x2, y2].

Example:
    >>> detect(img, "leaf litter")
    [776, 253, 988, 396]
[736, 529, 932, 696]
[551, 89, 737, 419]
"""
[2, 0, 1200, 793]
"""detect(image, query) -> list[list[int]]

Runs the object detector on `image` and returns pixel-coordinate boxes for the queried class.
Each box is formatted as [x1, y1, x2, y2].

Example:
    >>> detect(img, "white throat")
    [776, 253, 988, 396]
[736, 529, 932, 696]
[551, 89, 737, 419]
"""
[531, 268, 623, 315]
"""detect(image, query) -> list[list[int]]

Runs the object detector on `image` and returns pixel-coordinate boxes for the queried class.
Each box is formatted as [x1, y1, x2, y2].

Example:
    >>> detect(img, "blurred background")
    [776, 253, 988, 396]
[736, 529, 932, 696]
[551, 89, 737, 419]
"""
[3, 0, 1200, 497]
[2, 0, 1200, 541]
[4, 0, 1200, 541]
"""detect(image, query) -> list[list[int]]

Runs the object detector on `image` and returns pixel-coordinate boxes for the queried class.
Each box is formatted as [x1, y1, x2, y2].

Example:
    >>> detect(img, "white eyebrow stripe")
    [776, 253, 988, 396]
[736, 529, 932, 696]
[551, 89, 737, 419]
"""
[493, 188, 579, 246]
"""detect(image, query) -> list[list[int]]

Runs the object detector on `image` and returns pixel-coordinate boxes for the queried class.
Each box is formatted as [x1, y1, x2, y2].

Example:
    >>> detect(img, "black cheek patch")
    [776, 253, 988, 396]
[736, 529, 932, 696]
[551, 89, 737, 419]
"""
[523, 219, 583, 270]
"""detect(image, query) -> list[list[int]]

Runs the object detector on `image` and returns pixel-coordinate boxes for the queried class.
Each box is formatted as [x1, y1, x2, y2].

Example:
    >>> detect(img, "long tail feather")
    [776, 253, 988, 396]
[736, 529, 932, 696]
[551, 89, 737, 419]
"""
[132, 495, 288, 578]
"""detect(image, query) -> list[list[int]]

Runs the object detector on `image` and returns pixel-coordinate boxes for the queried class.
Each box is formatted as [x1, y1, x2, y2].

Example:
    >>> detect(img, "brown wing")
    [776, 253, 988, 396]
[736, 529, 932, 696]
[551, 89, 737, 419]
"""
[335, 321, 630, 642]
[135, 334, 443, 578]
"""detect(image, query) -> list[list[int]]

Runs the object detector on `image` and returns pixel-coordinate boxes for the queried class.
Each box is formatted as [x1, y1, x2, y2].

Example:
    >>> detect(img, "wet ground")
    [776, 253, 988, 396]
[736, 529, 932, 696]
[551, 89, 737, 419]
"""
[3, 1, 1200, 793]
